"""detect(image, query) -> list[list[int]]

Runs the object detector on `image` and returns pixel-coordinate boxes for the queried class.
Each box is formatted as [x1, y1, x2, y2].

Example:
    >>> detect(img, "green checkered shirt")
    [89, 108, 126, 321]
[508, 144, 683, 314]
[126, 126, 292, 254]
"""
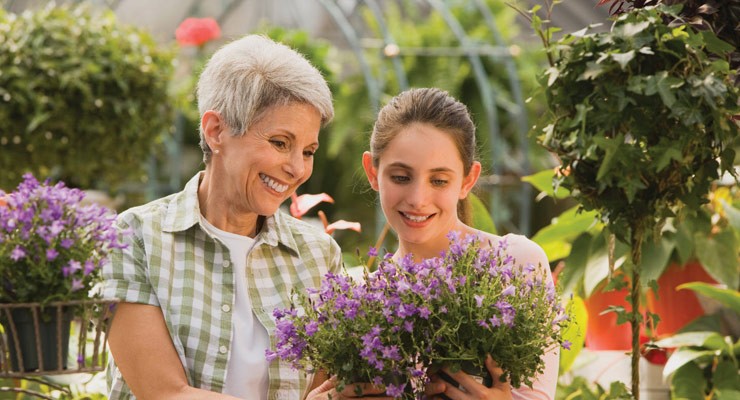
[103, 172, 343, 399]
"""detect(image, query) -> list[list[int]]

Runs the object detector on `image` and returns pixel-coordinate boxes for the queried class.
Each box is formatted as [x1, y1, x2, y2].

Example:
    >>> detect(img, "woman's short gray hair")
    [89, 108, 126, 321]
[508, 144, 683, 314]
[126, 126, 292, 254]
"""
[196, 34, 334, 164]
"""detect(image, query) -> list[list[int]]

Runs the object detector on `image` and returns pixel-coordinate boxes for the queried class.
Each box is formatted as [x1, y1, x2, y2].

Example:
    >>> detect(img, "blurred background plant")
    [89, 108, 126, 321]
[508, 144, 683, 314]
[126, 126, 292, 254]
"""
[0, 3, 174, 192]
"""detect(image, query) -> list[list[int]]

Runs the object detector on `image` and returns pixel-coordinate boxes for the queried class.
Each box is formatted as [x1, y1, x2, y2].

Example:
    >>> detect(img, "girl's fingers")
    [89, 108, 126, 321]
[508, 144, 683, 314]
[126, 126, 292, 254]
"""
[486, 355, 506, 386]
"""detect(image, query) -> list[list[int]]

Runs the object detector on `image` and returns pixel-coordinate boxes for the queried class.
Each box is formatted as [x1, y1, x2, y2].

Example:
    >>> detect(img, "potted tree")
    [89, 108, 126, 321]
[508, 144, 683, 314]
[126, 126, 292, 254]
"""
[528, 3, 739, 397]
[0, 4, 174, 192]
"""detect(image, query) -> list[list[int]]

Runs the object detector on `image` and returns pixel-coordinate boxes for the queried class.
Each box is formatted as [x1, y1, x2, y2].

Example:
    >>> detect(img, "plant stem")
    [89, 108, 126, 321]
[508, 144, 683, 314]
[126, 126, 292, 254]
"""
[365, 222, 391, 269]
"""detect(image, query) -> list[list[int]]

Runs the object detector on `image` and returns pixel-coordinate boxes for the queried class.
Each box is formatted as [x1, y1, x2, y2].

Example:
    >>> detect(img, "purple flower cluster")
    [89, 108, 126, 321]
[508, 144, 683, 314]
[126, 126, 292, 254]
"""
[267, 232, 569, 397]
[0, 174, 127, 303]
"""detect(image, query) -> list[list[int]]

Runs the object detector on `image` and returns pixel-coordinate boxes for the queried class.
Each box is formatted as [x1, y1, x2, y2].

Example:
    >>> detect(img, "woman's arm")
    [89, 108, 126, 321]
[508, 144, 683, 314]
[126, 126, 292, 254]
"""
[108, 302, 241, 400]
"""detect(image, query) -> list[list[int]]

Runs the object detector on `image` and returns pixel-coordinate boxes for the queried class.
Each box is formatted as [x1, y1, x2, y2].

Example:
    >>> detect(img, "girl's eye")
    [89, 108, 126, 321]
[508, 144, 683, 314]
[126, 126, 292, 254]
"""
[431, 179, 448, 187]
[303, 149, 316, 158]
[270, 139, 288, 150]
[390, 175, 410, 184]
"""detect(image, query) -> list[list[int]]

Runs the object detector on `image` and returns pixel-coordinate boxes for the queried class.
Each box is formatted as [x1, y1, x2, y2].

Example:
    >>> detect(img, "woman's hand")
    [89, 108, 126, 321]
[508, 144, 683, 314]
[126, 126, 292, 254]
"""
[425, 356, 512, 400]
[306, 377, 393, 400]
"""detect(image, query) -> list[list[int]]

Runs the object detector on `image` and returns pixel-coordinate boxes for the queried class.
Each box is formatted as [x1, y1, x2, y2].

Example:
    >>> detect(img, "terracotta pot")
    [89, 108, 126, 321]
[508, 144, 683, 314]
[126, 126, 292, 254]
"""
[583, 283, 633, 350]
[646, 261, 717, 336]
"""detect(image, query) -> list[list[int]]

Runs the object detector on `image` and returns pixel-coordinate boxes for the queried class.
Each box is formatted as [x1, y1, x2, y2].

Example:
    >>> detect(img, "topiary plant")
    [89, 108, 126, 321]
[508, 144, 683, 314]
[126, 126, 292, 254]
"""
[0, 4, 174, 191]
[531, 3, 739, 398]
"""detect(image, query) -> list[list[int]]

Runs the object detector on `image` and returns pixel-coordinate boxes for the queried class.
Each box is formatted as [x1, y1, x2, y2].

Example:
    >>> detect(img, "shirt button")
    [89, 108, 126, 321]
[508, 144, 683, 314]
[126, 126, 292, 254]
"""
[219, 345, 228, 354]
[223, 261, 231, 268]
[222, 304, 231, 313]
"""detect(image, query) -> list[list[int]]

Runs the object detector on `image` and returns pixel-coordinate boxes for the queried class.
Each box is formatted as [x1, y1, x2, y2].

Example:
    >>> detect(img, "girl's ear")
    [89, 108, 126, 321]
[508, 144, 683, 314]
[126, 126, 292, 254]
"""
[362, 152, 379, 191]
[459, 161, 482, 199]
[201, 110, 225, 152]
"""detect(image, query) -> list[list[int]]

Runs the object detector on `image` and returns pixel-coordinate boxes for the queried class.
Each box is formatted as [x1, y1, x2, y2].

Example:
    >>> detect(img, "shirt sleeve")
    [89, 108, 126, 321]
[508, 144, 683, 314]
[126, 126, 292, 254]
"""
[327, 235, 344, 275]
[102, 214, 160, 306]
[504, 234, 559, 400]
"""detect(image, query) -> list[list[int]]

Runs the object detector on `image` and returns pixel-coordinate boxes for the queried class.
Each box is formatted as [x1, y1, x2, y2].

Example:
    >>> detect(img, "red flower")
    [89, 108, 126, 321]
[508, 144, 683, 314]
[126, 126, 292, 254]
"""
[175, 17, 221, 47]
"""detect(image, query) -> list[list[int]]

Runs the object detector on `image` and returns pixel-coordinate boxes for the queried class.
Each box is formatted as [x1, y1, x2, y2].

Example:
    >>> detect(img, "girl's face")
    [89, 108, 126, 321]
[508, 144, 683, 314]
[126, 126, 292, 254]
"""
[363, 123, 481, 258]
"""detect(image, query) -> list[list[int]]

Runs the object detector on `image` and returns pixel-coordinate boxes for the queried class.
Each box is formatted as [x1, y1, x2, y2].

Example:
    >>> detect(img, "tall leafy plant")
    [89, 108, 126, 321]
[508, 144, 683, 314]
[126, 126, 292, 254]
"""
[0, 4, 174, 191]
[529, 3, 739, 397]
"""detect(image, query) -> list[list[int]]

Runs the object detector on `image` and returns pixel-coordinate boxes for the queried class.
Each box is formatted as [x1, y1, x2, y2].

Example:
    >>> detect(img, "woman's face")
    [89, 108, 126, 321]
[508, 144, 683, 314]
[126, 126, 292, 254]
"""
[363, 123, 479, 253]
[215, 102, 322, 217]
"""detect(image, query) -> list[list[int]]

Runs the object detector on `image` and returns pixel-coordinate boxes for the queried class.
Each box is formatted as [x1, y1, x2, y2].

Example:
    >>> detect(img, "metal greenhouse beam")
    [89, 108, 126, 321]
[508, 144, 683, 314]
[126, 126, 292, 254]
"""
[427, 0, 504, 231]
[473, 0, 532, 235]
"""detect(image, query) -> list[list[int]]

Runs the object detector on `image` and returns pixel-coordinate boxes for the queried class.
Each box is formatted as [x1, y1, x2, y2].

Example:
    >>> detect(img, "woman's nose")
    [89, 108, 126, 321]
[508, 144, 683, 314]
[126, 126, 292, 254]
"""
[284, 151, 306, 180]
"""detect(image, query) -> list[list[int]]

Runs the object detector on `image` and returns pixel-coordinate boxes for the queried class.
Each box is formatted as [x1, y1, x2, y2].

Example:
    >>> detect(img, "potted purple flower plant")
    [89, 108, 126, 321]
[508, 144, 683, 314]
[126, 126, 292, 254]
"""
[267, 233, 569, 399]
[0, 173, 127, 372]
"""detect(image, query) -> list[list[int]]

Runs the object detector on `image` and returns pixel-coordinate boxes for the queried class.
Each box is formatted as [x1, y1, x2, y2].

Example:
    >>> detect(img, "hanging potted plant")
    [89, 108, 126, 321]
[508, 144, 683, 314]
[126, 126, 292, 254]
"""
[0, 174, 127, 372]
[527, 2, 739, 397]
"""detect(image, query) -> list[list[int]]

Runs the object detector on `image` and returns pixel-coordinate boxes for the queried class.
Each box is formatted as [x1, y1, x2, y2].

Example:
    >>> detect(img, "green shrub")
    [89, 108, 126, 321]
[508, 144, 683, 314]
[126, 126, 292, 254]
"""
[0, 4, 174, 190]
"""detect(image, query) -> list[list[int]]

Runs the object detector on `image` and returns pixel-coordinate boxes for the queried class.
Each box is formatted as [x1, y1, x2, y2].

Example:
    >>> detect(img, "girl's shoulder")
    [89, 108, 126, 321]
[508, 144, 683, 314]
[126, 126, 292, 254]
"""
[475, 231, 548, 267]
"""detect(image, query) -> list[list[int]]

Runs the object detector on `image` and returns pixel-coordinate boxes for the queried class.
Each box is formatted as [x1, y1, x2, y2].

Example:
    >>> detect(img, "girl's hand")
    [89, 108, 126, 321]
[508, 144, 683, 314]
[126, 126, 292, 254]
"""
[425, 356, 512, 400]
[306, 377, 393, 400]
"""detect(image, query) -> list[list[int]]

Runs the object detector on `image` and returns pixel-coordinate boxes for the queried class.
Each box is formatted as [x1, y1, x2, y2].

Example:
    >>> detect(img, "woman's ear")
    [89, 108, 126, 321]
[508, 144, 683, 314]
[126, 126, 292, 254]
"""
[459, 161, 482, 199]
[201, 110, 225, 151]
[362, 152, 379, 191]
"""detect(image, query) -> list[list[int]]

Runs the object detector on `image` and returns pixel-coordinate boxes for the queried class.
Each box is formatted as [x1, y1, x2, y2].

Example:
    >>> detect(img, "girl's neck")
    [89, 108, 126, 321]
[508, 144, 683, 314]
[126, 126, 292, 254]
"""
[394, 221, 476, 262]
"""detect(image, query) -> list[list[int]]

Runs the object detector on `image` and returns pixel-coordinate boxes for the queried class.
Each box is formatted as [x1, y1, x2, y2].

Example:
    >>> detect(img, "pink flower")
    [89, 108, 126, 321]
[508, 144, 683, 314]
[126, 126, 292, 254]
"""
[325, 220, 361, 235]
[290, 193, 334, 219]
[175, 17, 221, 47]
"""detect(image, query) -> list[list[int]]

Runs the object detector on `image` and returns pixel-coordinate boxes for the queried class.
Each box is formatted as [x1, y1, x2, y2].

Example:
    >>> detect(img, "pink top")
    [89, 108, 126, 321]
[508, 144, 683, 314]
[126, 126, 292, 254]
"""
[499, 234, 559, 400]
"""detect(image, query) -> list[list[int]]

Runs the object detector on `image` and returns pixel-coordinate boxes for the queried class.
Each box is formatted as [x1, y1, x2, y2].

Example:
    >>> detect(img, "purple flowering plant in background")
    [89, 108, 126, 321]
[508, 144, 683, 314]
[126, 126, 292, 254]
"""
[267, 232, 569, 398]
[0, 174, 127, 304]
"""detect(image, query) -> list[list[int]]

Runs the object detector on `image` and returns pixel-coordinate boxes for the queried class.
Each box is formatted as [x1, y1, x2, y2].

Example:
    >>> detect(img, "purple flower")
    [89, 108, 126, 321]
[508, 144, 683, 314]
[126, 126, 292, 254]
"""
[367, 247, 378, 257]
[502, 285, 516, 297]
[10, 245, 26, 261]
[474, 294, 485, 307]
[46, 248, 59, 261]
[562, 340, 572, 350]
[71, 278, 84, 292]
[385, 383, 406, 398]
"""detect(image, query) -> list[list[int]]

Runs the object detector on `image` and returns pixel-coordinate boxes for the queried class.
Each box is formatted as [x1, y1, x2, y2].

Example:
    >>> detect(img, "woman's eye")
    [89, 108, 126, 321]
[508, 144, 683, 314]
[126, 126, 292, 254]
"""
[303, 149, 316, 158]
[390, 175, 410, 184]
[269, 139, 288, 150]
[431, 179, 448, 187]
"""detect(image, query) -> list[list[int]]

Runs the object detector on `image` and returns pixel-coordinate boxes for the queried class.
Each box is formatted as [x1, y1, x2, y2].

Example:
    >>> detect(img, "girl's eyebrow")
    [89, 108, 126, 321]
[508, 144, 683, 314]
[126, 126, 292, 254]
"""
[387, 162, 453, 173]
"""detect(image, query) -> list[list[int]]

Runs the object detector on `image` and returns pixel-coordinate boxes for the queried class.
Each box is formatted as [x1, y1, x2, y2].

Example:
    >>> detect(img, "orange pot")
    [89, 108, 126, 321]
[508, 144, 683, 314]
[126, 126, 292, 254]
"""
[646, 262, 716, 336]
[583, 283, 633, 350]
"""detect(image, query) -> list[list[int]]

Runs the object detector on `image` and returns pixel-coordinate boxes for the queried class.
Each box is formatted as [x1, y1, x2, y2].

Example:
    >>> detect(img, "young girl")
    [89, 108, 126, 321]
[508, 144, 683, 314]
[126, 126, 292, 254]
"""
[361, 88, 558, 399]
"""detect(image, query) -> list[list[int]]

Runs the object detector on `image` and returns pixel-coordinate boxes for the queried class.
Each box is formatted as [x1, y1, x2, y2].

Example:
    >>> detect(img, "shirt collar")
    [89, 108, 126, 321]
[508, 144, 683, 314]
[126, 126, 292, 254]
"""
[163, 172, 300, 254]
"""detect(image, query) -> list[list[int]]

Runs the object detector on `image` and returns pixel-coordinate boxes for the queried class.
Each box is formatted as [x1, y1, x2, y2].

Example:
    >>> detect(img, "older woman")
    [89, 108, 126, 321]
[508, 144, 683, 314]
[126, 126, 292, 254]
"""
[104, 35, 342, 400]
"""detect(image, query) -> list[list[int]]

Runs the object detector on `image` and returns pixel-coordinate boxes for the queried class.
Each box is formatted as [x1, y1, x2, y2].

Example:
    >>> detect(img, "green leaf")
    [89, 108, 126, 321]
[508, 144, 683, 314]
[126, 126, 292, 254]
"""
[593, 135, 622, 181]
[677, 283, 740, 313]
[701, 31, 735, 56]
[531, 206, 599, 249]
[654, 147, 682, 172]
[656, 71, 683, 108]
[469, 192, 496, 235]
[579, 61, 605, 81]
[694, 230, 739, 288]
[670, 361, 707, 399]
[640, 236, 675, 283]
[716, 390, 740, 400]
[713, 360, 740, 391]
[521, 169, 571, 199]
[654, 331, 724, 350]
[559, 295, 587, 373]
[610, 50, 634, 70]
[620, 21, 650, 37]
[662, 347, 715, 380]
[561, 233, 592, 294]
[25, 112, 50, 133]
[673, 223, 695, 266]
[721, 200, 740, 232]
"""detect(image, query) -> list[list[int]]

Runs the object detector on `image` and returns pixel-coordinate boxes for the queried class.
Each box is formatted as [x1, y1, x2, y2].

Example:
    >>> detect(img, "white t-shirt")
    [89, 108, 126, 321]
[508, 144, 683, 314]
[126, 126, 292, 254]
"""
[200, 216, 270, 399]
